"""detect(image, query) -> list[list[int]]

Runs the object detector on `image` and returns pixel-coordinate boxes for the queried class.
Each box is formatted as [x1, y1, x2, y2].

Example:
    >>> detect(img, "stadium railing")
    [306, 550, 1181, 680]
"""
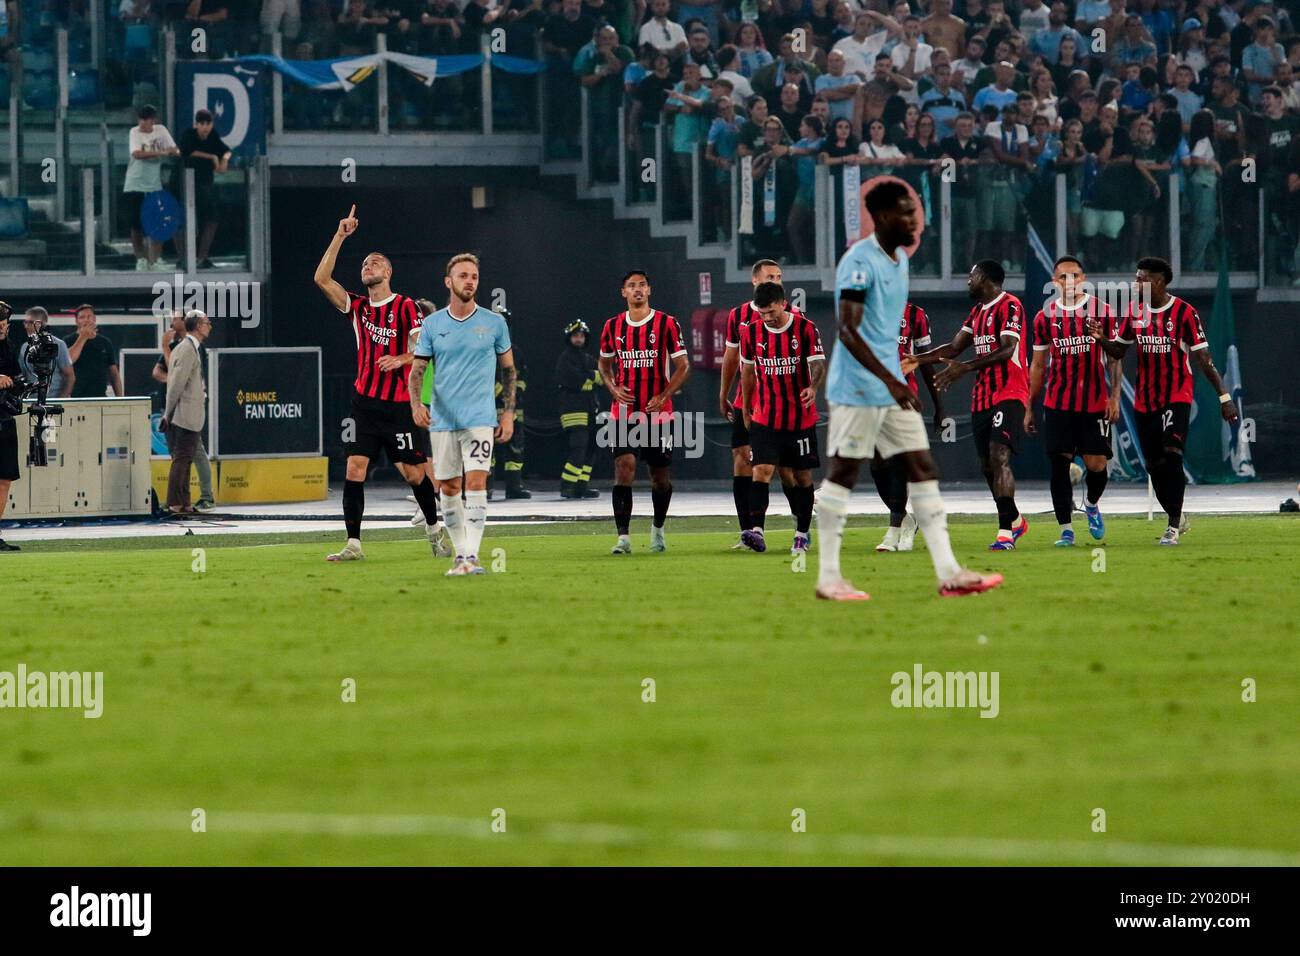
[560, 78, 1291, 295]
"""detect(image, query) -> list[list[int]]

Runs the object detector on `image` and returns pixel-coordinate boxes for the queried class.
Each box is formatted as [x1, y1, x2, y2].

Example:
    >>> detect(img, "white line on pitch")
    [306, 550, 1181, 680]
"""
[3, 810, 1297, 866]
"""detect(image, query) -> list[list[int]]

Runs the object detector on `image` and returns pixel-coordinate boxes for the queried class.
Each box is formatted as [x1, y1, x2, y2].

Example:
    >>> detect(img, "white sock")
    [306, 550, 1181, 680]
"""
[346, 537, 361, 550]
[1059, 524, 1072, 534]
[440, 492, 466, 557]
[908, 480, 962, 581]
[464, 490, 488, 559]
[816, 480, 851, 586]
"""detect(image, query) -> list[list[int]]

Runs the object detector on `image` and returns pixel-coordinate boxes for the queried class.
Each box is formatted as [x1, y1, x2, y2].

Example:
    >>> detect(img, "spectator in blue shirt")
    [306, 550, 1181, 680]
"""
[919, 62, 966, 139]
[814, 49, 862, 123]
[1032, 2, 1087, 63]
[973, 61, 1019, 113]
[1110, 15, 1158, 69]
[1119, 64, 1159, 117]
[1169, 64, 1204, 127]
[1137, 0, 1175, 56]
[1241, 17, 1285, 103]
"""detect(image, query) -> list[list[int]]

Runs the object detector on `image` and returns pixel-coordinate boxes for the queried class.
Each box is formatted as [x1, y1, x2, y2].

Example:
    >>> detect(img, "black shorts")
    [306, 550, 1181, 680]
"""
[749, 422, 819, 470]
[345, 394, 430, 466]
[971, 399, 1024, 459]
[1043, 407, 1113, 459]
[730, 409, 750, 449]
[124, 190, 147, 231]
[0, 417, 18, 481]
[611, 441, 673, 469]
[1136, 402, 1191, 459]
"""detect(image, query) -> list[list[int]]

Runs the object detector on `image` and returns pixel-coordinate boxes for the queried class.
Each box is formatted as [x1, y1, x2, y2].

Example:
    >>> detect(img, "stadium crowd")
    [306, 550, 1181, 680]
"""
[13, 1, 1300, 280]
[525, 0, 1300, 276]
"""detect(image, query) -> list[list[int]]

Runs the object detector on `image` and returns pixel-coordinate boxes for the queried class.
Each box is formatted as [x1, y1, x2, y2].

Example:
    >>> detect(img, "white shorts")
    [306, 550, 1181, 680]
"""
[826, 403, 930, 461]
[431, 427, 495, 480]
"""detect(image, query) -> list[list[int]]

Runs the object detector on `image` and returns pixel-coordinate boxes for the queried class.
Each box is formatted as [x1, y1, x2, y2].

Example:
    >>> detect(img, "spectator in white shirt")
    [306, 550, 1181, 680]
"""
[714, 44, 755, 100]
[891, 15, 933, 80]
[1019, 0, 1051, 47]
[638, 0, 687, 59]
[832, 10, 901, 77]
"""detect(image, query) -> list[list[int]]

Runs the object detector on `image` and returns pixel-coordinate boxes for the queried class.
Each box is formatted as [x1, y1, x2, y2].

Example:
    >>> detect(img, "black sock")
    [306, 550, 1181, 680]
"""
[888, 459, 910, 526]
[870, 461, 893, 511]
[1148, 458, 1173, 518]
[613, 484, 633, 535]
[1163, 454, 1185, 526]
[343, 479, 364, 540]
[732, 475, 752, 532]
[410, 476, 440, 525]
[1049, 456, 1074, 526]
[1084, 467, 1108, 507]
[748, 480, 770, 530]
[651, 484, 672, 529]
[781, 481, 799, 519]
[994, 495, 1020, 531]
[797, 485, 815, 534]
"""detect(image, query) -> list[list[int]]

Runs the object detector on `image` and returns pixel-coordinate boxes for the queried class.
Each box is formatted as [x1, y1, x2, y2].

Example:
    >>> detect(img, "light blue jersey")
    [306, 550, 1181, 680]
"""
[413, 305, 511, 431]
[826, 234, 909, 408]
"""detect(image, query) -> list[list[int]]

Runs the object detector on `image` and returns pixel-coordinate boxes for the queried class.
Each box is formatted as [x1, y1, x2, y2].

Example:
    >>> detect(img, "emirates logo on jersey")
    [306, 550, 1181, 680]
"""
[360, 314, 398, 344]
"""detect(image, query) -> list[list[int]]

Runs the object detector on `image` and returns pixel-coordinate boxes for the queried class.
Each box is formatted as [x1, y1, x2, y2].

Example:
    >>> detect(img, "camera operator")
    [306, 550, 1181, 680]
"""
[18, 307, 74, 399]
[0, 304, 22, 551]
[161, 309, 212, 515]
[153, 310, 214, 511]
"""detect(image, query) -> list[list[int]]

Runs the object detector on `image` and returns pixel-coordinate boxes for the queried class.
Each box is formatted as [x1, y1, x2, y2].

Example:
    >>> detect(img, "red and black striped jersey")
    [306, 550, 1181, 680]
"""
[898, 302, 932, 395]
[1115, 295, 1208, 412]
[343, 291, 423, 403]
[961, 291, 1029, 411]
[725, 300, 805, 402]
[599, 309, 688, 418]
[739, 312, 825, 430]
[1031, 295, 1117, 413]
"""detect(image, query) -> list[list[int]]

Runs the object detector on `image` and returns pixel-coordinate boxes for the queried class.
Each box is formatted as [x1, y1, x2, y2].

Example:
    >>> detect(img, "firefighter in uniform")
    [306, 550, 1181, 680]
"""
[491, 307, 530, 499]
[555, 319, 602, 499]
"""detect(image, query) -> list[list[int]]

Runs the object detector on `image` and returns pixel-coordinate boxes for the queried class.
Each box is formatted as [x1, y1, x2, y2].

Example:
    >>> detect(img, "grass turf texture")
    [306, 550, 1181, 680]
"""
[1, 515, 1296, 865]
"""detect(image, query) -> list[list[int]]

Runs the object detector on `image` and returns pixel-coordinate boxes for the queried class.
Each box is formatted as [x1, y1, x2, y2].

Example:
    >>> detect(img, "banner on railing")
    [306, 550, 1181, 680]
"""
[233, 52, 542, 92]
[842, 164, 860, 246]
[176, 62, 267, 161]
[738, 156, 754, 235]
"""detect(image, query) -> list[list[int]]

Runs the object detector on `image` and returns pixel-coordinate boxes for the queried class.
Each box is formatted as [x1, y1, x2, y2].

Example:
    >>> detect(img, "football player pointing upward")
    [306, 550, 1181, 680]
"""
[314, 204, 445, 563]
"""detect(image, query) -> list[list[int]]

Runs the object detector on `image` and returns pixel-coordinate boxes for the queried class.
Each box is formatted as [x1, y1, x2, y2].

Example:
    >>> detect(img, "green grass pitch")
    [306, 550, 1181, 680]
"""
[1, 514, 1297, 866]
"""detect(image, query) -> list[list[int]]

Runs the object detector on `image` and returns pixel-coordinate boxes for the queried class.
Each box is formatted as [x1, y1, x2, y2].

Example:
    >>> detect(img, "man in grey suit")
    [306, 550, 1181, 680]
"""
[161, 310, 212, 514]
